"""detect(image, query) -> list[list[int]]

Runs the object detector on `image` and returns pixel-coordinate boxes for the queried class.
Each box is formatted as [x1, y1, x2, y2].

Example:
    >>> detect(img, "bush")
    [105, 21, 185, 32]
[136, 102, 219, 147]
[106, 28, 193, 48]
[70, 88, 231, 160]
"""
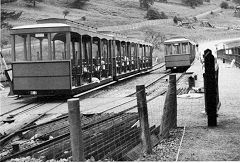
[68, 0, 89, 9]
[233, 0, 240, 4]
[23, 0, 43, 7]
[1, 0, 17, 4]
[81, 16, 86, 21]
[173, 16, 178, 24]
[182, 0, 203, 7]
[220, 1, 229, 9]
[145, 8, 168, 20]
[63, 9, 69, 18]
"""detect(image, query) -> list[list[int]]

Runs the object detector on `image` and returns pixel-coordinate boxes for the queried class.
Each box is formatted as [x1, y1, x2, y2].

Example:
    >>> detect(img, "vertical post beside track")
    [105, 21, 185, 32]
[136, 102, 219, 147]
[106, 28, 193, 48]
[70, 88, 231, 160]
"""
[136, 85, 152, 154]
[204, 49, 218, 127]
[188, 76, 195, 89]
[160, 74, 177, 138]
[67, 98, 84, 161]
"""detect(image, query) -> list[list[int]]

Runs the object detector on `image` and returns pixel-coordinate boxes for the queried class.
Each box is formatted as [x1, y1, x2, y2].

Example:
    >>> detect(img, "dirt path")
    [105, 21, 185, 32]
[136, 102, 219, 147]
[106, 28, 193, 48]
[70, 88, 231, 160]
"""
[97, 19, 172, 32]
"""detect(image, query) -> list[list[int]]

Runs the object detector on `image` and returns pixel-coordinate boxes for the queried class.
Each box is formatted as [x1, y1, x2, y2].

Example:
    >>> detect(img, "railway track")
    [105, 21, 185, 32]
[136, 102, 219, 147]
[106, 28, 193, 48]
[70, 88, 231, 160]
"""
[0, 96, 66, 124]
[0, 65, 192, 161]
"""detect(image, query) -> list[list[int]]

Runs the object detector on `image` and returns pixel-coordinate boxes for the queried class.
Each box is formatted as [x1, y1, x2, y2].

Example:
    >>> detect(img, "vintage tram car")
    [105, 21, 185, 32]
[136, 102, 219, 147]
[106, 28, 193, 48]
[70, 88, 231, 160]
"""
[216, 40, 240, 67]
[10, 18, 153, 96]
[164, 37, 196, 70]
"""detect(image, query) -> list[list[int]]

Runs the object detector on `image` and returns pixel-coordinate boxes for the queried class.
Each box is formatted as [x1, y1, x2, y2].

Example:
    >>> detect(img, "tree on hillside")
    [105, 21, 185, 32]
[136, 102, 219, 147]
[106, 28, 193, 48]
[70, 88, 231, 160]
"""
[139, 0, 154, 9]
[220, 1, 229, 9]
[1, 10, 22, 47]
[233, 0, 240, 4]
[63, 9, 70, 19]
[145, 8, 168, 20]
[1, 10, 22, 29]
[23, 0, 43, 7]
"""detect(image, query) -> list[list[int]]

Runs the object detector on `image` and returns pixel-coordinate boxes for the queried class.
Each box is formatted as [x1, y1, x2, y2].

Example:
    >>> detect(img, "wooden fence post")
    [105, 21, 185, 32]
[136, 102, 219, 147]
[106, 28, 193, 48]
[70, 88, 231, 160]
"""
[67, 98, 84, 161]
[204, 49, 217, 126]
[136, 85, 152, 154]
[160, 75, 177, 138]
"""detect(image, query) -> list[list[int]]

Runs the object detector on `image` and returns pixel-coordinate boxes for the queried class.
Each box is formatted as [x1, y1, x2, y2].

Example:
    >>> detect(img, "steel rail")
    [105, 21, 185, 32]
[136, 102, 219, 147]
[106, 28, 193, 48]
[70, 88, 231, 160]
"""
[1, 70, 185, 151]
[0, 100, 37, 118]
[0, 113, 138, 161]
[0, 102, 65, 148]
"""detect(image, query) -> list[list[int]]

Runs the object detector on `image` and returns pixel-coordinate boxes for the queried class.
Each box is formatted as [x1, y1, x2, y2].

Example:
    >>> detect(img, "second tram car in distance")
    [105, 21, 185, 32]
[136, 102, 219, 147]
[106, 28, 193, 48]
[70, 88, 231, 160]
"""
[216, 40, 240, 66]
[10, 18, 153, 96]
[164, 37, 196, 71]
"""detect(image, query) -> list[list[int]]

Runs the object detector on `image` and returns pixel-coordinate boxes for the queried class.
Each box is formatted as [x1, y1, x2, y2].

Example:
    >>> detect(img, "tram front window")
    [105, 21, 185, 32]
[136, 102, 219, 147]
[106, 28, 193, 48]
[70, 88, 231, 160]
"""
[165, 44, 172, 55]
[13, 32, 68, 62]
[173, 43, 180, 54]
[182, 43, 189, 54]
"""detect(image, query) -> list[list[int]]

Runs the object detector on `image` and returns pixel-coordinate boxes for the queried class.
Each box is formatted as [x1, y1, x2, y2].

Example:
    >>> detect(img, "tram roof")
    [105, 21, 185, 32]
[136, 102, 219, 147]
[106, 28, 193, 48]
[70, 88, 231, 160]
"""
[12, 23, 70, 30]
[164, 37, 195, 44]
[10, 18, 153, 46]
[11, 23, 71, 35]
[220, 40, 240, 49]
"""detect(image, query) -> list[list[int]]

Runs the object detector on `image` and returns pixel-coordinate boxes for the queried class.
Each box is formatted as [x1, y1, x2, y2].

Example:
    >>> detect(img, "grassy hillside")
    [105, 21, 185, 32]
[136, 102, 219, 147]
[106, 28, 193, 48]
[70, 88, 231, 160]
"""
[1, 0, 240, 62]
[2, 0, 223, 27]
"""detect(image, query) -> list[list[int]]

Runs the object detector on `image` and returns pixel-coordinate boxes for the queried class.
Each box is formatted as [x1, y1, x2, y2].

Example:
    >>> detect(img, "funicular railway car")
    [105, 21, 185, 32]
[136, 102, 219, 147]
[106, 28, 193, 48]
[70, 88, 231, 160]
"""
[164, 37, 196, 70]
[10, 18, 153, 96]
[216, 40, 240, 67]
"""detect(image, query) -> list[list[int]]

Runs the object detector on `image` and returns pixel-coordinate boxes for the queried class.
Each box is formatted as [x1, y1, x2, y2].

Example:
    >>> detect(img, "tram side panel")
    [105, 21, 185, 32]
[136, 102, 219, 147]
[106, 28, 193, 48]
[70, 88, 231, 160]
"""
[12, 61, 72, 95]
[113, 42, 141, 80]
[165, 54, 191, 69]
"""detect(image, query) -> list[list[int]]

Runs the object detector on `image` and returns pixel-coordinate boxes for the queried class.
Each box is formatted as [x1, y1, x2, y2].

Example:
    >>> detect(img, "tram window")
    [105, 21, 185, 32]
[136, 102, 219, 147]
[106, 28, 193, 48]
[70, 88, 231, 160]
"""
[173, 43, 180, 54]
[54, 40, 65, 60]
[182, 43, 189, 54]
[131, 46, 135, 60]
[226, 49, 232, 54]
[117, 43, 121, 58]
[14, 34, 48, 61]
[82, 42, 86, 60]
[102, 42, 108, 61]
[139, 47, 142, 58]
[121, 44, 125, 60]
[40, 38, 49, 60]
[165, 44, 172, 55]
[92, 43, 98, 59]
[145, 47, 149, 56]
[114, 42, 118, 58]
[14, 35, 26, 61]
[101, 40, 108, 78]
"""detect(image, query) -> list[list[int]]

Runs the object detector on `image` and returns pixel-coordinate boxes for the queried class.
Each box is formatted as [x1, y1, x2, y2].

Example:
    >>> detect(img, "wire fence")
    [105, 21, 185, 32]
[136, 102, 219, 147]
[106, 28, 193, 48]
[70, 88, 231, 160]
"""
[1, 72, 191, 162]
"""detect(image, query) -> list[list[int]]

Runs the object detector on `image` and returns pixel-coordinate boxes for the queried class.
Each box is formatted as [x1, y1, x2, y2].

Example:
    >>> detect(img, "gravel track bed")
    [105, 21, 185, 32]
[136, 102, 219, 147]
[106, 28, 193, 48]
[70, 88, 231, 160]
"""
[136, 73, 193, 161]
[137, 128, 184, 161]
